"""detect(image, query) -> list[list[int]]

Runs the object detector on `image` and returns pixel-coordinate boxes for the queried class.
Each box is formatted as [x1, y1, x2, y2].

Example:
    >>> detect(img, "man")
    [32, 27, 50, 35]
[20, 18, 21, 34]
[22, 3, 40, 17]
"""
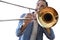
[16, 0, 55, 40]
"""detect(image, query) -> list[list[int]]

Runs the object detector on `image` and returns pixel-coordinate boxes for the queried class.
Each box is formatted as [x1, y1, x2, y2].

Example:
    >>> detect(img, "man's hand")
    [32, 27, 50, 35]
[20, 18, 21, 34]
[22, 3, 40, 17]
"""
[24, 13, 33, 24]
[20, 13, 33, 32]
[45, 28, 51, 35]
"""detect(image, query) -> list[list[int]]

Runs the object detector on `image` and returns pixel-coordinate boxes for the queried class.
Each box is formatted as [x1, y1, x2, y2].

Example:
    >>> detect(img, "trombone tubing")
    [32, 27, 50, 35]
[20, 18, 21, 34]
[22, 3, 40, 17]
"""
[0, 0, 36, 22]
[0, 0, 35, 10]
[0, 18, 31, 22]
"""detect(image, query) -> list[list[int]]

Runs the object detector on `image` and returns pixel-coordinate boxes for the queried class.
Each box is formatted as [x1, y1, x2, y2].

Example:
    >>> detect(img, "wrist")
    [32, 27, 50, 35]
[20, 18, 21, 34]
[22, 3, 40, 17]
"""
[20, 23, 28, 32]
[45, 28, 51, 34]
[23, 23, 28, 26]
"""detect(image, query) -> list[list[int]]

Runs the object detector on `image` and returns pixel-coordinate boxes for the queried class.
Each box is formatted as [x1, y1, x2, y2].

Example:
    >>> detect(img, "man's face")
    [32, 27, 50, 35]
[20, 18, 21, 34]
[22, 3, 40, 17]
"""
[36, 1, 47, 11]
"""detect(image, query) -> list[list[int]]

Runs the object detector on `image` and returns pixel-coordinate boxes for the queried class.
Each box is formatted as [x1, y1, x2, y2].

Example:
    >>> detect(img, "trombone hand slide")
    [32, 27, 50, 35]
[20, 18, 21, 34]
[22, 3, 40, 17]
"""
[0, 18, 32, 22]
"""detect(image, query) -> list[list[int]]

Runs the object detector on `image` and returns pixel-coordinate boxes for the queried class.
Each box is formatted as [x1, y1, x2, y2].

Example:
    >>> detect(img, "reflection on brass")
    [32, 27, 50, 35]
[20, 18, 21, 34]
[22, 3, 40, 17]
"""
[37, 7, 58, 28]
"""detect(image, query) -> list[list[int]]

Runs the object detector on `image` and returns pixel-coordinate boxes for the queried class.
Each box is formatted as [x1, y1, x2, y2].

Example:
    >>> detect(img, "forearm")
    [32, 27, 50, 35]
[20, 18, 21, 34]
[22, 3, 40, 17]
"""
[16, 13, 26, 37]
[16, 23, 28, 37]
[16, 25, 23, 37]
[43, 28, 55, 39]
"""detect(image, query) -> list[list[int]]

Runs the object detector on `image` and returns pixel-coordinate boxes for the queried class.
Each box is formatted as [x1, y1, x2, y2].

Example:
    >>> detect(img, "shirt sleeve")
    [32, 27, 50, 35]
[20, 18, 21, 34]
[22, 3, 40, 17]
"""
[16, 13, 26, 37]
[43, 28, 55, 40]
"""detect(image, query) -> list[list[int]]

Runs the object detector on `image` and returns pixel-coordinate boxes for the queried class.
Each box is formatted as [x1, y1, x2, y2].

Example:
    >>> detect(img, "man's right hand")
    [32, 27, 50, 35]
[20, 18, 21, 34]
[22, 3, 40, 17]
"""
[20, 13, 33, 32]
[24, 13, 33, 25]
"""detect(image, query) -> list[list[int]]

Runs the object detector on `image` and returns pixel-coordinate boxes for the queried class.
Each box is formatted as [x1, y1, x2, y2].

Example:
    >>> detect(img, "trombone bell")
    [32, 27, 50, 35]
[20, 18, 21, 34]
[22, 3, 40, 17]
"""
[37, 7, 58, 28]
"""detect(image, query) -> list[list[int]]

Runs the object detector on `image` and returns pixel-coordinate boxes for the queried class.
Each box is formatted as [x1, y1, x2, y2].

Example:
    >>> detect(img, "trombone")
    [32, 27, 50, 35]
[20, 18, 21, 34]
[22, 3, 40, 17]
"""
[0, 0, 59, 28]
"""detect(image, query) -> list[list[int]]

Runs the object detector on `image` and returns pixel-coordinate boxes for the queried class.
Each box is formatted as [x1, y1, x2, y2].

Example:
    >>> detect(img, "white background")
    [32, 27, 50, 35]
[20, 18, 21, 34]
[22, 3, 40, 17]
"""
[0, 0, 60, 40]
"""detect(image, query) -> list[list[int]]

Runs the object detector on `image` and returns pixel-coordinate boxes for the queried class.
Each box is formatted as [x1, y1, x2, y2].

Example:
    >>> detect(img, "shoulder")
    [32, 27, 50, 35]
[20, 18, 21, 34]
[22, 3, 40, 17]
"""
[20, 13, 33, 18]
[20, 13, 26, 18]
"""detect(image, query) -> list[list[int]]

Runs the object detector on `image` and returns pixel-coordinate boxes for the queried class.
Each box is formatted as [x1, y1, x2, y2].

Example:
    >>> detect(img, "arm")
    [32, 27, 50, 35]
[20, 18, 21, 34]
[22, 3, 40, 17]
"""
[43, 28, 55, 40]
[16, 13, 26, 37]
[16, 13, 33, 37]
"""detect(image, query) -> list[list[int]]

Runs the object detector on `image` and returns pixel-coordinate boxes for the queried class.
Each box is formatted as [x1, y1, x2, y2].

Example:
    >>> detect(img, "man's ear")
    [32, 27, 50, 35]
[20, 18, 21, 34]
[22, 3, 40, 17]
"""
[46, 2, 48, 6]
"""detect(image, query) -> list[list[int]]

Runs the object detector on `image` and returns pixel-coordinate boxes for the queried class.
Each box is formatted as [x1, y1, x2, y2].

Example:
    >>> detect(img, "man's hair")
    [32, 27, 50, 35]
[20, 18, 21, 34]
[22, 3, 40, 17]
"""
[39, 0, 46, 1]
[38, 0, 48, 6]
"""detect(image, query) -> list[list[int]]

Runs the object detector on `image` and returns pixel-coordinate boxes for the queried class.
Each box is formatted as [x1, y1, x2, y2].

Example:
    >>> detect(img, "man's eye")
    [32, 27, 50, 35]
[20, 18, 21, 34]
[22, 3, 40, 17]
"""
[40, 5, 44, 7]
[35, 9, 37, 11]
[37, 4, 39, 6]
